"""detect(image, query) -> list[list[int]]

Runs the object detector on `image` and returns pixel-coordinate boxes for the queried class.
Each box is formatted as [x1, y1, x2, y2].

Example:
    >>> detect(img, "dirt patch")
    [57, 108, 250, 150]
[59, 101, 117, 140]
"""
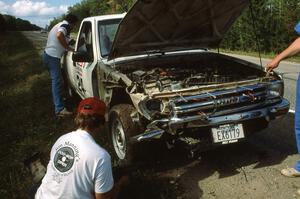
[114, 113, 300, 199]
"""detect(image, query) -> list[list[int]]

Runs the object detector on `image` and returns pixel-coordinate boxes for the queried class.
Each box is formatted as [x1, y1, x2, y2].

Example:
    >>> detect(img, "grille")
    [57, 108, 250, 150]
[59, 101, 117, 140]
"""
[170, 84, 267, 118]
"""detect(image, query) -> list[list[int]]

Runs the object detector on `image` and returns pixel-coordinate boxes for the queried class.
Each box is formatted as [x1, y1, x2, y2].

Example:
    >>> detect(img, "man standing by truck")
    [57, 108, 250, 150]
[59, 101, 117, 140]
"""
[35, 97, 128, 199]
[43, 14, 78, 116]
[266, 22, 300, 194]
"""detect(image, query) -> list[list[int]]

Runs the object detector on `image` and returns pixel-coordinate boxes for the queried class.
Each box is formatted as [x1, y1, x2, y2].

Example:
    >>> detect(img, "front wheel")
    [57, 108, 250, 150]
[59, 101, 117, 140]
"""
[109, 104, 140, 167]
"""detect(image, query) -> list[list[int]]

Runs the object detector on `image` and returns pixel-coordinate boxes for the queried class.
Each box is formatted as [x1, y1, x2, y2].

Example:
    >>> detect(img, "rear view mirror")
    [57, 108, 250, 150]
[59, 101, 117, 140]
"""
[72, 51, 92, 62]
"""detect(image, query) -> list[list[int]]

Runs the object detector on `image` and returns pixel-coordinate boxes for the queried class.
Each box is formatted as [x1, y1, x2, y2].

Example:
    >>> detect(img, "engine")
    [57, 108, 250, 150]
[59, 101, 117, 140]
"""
[129, 66, 259, 94]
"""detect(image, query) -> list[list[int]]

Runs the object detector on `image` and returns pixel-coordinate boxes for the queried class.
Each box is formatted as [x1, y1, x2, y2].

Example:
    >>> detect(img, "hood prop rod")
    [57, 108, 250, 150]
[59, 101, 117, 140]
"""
[249, 0, 263, 70]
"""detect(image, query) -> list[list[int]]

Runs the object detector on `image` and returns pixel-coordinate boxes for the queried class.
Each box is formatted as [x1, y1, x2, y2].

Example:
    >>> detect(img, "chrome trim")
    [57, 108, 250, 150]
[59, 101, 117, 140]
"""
[172, 84, 266, 103]
[171, 83, 268, 117]
[174, 91, 267, 114]
[130, 99, 289, 142]
[130, 129, 164, 143]
[169, 99, 289, 127]
[174, 101, 214, 112]
[210, 98, 281, 117]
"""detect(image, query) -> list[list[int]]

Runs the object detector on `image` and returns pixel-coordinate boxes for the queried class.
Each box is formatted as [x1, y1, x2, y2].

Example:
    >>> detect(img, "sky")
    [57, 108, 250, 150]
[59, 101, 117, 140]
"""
[0, 0, 81, 28]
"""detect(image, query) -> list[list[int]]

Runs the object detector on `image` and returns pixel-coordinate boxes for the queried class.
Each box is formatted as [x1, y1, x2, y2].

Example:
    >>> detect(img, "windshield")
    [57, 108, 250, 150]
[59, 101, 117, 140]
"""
[98, 19, 122, 57]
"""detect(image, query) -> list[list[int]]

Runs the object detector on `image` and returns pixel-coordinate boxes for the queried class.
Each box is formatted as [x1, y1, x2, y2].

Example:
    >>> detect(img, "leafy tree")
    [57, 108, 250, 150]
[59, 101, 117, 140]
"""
[4, 15, 17, 31]
[0, 14, 6, 32]
[49, 0, 300, 54]
[221, 0, 300, 53]
[2, 14, 40, 31]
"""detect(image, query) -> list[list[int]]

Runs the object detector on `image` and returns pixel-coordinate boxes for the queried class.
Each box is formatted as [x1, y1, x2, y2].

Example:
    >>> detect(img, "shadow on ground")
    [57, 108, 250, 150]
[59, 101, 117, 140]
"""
[118, 113, 296, 199]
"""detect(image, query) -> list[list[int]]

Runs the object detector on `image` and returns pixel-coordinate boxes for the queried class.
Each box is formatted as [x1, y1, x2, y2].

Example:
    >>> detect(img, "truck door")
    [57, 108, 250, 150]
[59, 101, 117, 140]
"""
[97, 19, 122, 101]
[74, 21, 96, 98]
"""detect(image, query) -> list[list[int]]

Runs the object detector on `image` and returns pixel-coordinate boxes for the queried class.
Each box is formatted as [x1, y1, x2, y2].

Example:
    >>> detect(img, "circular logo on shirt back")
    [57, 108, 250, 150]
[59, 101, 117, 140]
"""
[54, 147, 75, 172]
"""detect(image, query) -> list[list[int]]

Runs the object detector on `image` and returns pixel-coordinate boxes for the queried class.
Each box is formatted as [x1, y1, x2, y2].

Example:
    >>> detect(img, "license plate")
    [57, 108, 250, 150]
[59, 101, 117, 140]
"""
[212, 123, 245, 144]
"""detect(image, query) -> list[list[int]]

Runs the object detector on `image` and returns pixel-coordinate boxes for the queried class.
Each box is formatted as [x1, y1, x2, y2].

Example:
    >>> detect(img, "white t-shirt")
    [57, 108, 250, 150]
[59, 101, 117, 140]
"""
[45, 20, 71, 58]
[35, 129, 114, 199]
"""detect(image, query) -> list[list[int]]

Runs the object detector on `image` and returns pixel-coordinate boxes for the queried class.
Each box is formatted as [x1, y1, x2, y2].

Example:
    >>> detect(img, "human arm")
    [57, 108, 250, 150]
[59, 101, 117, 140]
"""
[93, 153, 129, 199]
[266, 37, 300, 72]
[95, 189, 113, 199]
[95, 175, 129, 199]
[56, 31, 74, 52]
[94, 161, 129, 199]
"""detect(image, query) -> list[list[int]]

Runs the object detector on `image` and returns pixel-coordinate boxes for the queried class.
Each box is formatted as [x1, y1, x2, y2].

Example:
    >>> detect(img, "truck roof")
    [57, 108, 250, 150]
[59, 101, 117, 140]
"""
[83, 13, 126, 22]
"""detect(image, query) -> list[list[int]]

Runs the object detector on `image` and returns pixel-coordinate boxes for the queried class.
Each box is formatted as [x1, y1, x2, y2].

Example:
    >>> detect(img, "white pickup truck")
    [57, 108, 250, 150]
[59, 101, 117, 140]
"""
[62, 0, 289, 166]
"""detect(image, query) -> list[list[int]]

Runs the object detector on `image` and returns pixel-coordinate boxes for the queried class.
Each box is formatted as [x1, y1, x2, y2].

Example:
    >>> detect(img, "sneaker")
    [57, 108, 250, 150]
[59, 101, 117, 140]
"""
[56, 108, 73, 117]
[281, 167, 300, 177]
[297, 189, 300, 196]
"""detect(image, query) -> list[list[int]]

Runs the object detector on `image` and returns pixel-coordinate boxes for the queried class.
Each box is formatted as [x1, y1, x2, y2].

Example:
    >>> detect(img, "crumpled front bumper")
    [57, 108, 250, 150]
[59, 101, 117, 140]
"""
[131, 98, 290, 143]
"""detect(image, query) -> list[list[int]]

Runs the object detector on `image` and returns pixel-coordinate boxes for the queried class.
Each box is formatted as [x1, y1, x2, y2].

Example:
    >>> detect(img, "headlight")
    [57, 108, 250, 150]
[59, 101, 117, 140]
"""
[145, 99, 163, 112]
[268, 82, 284, 97]
[138, 99, 166, 120]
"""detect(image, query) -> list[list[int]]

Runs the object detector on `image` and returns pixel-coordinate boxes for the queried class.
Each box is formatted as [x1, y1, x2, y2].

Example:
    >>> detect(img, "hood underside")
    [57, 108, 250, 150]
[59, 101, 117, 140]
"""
[108, 0, 250, 60]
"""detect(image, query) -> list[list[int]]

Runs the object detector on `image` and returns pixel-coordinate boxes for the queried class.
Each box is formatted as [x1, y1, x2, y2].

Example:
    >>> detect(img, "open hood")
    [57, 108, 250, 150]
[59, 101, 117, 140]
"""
[108, 0, 250, 60]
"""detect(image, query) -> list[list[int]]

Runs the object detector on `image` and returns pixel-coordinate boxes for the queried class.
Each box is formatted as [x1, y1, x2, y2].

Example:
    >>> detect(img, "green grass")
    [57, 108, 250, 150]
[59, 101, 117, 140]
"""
[0, 32, 74, 198]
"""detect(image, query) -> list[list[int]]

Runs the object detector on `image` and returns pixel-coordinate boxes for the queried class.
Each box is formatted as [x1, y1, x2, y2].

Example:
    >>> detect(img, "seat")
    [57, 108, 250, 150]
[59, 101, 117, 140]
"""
[103, 34, 112, 53]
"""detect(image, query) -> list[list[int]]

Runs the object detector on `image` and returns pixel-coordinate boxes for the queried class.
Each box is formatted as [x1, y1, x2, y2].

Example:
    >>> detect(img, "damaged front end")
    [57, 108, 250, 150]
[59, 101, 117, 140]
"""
[102, 0, 290, 162]
[123, 54, 289, 150]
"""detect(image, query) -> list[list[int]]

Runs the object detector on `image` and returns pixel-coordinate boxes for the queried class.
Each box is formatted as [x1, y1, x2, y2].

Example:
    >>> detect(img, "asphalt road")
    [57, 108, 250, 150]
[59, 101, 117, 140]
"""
[23, 31, 300, 199]
[228, 53, 299, 111]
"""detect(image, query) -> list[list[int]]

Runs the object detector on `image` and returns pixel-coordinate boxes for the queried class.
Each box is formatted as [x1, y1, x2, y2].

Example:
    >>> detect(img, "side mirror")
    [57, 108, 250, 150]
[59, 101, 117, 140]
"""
[72, 51, 92, 62]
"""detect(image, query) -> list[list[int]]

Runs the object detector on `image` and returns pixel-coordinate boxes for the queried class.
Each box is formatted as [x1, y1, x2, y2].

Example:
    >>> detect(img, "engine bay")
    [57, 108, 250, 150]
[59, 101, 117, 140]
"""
[129, 65, 266, 94]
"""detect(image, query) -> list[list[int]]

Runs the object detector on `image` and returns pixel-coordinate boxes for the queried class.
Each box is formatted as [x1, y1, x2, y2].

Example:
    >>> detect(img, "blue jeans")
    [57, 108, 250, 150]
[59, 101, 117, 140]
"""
[295, 74, 300, 171]
[43, 52, 64, 114]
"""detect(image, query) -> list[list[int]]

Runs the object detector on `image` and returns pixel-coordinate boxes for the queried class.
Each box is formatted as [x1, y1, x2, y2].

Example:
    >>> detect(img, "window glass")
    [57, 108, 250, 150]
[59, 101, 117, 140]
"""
[77, 22, 93, 61]
[98, 19, 121, 57]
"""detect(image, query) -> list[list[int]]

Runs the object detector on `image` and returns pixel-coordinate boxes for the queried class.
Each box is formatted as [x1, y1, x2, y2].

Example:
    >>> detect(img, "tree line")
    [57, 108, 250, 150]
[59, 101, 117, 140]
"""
[49, 0, 135, 30]
[49, 0, 300, 54]
[0, 14, 41, 32]
[222, 0, 300, 54]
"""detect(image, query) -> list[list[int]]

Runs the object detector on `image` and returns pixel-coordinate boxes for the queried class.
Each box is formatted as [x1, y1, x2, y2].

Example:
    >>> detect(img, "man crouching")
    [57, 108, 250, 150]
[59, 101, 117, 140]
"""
[35, 97, 128, 199]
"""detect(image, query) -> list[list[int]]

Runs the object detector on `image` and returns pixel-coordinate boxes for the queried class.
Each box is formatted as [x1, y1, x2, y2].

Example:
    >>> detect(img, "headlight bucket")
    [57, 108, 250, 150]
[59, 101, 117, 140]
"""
[138, 98, 165, 120]
[145, 99, 163, 112]
[268, 81, 284, 97]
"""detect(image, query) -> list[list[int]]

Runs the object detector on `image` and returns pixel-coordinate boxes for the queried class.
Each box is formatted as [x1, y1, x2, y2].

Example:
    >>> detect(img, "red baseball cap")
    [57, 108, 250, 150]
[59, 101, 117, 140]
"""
[77, 97, 106, 116]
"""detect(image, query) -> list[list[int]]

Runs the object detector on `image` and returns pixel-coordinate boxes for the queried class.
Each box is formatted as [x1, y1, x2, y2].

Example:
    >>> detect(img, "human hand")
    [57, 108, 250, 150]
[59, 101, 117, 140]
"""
[67, 47, 75, 52]
[266, 59, 280, 73]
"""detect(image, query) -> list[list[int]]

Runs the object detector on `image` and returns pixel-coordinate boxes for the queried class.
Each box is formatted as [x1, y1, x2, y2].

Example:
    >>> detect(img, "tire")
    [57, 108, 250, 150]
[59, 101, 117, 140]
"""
[109, 104, 140, 167]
